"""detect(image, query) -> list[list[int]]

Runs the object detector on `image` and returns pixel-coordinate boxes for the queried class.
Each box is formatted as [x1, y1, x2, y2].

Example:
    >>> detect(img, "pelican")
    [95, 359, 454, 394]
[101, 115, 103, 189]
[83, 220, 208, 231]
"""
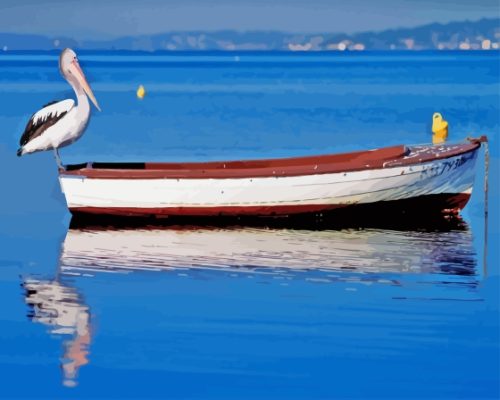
[17, 48, 100, 168]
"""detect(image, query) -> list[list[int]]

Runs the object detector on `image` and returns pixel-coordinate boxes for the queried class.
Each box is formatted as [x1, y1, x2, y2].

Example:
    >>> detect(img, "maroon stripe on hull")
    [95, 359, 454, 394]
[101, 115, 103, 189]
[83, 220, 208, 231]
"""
[71, 203, 347, 217]
[70, 192, 471, 218]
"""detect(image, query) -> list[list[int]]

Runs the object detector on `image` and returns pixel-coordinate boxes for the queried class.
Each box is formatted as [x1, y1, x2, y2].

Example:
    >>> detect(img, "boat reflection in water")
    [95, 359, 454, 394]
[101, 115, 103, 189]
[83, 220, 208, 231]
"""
[22, 218, 478, 388]
[23, 278, 91, 388]
[60, 222, 477, 280]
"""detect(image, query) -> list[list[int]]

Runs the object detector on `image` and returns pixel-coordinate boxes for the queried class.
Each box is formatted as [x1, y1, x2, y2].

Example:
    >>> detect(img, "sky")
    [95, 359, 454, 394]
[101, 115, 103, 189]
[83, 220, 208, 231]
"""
[0, 0, 498, 39]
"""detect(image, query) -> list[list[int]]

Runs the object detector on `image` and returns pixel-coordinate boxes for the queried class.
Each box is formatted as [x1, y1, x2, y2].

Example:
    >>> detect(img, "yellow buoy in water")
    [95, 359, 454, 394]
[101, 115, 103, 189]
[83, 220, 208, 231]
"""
[137, 85, 146, 99]
[432, 112, 448, 144]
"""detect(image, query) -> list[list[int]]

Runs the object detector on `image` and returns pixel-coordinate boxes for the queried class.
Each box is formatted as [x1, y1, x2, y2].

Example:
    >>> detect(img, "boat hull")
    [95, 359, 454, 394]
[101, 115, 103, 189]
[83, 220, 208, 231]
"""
[69, 192, 472, 218]
[59, 142, 481, 220]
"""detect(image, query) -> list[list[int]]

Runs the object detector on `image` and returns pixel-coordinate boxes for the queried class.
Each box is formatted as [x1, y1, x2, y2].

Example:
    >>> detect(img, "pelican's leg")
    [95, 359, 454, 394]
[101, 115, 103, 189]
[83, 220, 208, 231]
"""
[54, 148, 63, 169]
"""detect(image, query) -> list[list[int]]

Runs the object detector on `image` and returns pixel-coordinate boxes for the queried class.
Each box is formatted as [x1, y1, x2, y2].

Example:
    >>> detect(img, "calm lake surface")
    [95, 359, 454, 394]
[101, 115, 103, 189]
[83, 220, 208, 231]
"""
[0, 51, 498, 399]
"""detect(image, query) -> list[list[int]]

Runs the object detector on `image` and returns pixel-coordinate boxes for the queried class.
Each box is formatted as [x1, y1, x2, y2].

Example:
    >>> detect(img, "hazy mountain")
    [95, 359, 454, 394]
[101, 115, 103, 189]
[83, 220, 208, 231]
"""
[1, 18, 498, 51]
[0, 33, 78, 51]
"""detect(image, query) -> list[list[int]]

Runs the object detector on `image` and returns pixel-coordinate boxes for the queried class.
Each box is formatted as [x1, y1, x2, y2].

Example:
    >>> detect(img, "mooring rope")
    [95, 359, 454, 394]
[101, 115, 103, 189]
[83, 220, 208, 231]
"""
[483, 138, 489, 278]
[466, 136, 489, 277]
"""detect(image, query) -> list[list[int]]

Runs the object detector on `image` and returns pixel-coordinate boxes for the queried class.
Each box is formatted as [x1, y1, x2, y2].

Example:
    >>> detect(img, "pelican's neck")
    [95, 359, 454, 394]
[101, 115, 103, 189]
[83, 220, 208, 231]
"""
[69, 79, 90, 114]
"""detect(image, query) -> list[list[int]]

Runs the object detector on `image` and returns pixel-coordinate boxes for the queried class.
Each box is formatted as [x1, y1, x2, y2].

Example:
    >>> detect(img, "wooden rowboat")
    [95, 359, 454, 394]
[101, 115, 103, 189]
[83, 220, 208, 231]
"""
[59, 136, 487, 220]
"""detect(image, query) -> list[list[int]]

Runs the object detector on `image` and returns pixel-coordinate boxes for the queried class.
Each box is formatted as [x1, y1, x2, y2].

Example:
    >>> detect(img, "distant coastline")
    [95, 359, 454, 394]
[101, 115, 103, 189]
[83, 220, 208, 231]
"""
[1, 18, 498, 52]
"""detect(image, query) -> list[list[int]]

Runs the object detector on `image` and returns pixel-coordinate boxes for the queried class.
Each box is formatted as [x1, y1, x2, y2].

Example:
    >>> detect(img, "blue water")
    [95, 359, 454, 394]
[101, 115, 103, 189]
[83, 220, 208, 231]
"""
[0, 51, 498, 399]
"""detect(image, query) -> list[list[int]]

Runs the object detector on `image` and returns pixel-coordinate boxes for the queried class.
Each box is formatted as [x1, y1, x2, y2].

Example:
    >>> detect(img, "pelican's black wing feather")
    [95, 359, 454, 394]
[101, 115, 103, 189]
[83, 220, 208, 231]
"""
[19, 99, 75, 147]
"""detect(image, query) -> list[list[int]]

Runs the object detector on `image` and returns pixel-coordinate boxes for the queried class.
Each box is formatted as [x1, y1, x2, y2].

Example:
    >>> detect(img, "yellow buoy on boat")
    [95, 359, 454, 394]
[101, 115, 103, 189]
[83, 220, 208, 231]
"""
[432, 112, 448, 144]
[136, 85, 146, 99]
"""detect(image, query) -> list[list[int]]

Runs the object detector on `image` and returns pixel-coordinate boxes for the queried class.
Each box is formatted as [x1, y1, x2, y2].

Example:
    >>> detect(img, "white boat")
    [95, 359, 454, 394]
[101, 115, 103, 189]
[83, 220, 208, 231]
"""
[58, 137, 487, 220]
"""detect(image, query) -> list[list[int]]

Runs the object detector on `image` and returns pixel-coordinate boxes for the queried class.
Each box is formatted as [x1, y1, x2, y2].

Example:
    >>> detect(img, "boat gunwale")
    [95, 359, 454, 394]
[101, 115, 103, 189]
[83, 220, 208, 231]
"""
[59, 141, 481, 180]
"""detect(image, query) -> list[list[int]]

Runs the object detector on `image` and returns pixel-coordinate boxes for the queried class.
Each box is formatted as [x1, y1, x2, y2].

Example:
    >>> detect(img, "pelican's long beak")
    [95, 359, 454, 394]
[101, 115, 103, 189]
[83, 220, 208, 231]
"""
[70, 60, 101, 111]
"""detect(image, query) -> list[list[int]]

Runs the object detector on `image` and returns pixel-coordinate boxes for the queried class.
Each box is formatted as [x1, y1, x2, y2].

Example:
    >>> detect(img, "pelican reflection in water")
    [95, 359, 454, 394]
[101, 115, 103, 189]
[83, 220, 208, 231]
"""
[23, 278, 91, 388]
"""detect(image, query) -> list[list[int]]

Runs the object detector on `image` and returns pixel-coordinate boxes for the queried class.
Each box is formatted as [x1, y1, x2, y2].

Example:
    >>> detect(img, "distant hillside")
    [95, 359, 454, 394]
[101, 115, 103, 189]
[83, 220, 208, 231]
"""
[1, 18, 498, 51]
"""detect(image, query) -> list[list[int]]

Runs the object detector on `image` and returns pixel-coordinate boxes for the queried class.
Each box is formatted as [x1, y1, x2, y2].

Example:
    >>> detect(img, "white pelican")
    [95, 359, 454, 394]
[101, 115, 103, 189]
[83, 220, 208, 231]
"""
[17, 48, 100, 167]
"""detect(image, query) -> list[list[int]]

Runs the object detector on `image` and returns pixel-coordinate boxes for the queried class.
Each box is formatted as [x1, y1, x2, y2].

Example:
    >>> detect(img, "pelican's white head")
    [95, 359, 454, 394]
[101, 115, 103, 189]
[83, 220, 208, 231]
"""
[59, 48, 101, 111]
